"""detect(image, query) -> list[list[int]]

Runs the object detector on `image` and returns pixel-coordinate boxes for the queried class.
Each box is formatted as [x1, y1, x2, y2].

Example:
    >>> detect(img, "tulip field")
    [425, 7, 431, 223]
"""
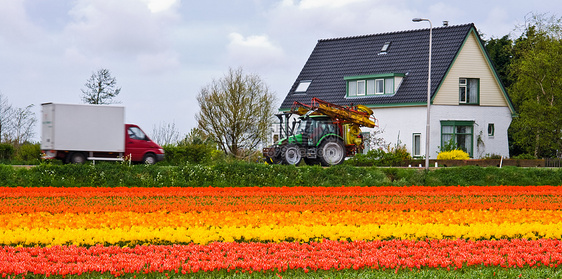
[2, 185, 562, 278]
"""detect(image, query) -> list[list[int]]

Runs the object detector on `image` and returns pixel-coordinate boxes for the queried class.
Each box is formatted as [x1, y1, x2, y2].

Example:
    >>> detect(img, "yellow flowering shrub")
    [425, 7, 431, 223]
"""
[437, 149, 470, 160]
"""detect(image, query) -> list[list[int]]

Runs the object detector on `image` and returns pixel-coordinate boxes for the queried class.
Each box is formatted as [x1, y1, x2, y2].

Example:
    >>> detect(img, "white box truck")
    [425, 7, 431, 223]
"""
[41, 103, 164, 164]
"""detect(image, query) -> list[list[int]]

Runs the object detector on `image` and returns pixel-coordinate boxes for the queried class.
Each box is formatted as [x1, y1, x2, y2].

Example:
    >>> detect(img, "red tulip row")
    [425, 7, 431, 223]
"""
[2, 186, 561, 197]
[2, 239, 562, 276]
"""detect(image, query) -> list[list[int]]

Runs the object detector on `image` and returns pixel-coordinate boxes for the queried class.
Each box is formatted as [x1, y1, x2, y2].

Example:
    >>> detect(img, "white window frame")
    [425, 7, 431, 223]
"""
[366, 80, 375, 95]
[413, 133, 421, 157]
[357, 80, 366, 96]
[488, 123, 495, 137]
[459, 78, 467, 103]
[459, 78, 479, 104]
[384, 78, 394, 94]
[348, 81, 357, 97]
[375, 79, 384, 94]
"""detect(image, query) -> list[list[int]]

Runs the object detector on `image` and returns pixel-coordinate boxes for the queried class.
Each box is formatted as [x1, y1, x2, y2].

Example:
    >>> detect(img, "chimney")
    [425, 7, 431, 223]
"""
[443, 21, 449, 26]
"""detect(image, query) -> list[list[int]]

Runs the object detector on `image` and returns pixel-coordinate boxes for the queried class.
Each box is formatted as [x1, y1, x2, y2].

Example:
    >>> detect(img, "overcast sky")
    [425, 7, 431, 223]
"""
[1, 0, 559, 143]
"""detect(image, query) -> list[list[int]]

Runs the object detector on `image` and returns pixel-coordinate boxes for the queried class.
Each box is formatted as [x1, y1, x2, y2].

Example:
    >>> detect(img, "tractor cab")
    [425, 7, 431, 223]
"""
[289, 115, 338, 146]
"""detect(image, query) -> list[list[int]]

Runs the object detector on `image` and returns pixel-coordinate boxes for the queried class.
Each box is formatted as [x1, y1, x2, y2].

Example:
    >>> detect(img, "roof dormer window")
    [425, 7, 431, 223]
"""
[295, 80, 312, 93]
[345, 73, 404, 98]
[380, 41, 391, 53]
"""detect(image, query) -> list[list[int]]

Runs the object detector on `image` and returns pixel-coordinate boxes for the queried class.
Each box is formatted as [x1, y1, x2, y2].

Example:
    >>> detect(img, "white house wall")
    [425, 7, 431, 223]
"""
[367, 104, 511, 159]
[430, 105, 511, 158]
[366, 106, 427, 156]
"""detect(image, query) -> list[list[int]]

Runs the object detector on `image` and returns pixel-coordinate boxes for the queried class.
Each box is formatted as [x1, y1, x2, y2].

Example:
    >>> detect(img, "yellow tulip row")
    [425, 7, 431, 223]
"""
[3, 222, 562, 246]
[2, 209, 561, 229]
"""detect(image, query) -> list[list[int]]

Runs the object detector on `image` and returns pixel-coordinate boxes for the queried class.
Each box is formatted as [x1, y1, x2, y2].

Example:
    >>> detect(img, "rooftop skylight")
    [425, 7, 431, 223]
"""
[295, 80, 312, 93]
[380, 42, 391, 54]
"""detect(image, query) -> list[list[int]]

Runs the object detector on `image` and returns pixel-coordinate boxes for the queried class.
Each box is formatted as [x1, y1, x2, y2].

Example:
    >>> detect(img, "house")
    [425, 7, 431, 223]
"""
[279, 23, 515, 159]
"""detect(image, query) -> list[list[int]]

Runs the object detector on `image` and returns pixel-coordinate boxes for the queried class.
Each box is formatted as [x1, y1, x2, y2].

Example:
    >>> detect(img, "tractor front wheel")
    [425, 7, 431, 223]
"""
[282, 144, 303, 165]
[318, 139, 345, 166]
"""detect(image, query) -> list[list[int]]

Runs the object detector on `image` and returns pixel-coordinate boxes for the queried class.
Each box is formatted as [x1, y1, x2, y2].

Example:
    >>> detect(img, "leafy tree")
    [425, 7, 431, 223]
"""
[179, 127, 213, 146]
[485, 35, 514, 88]
[81, 68, 121, 104]
[508, 13, 562, 158]
[196, 67, 276, 159]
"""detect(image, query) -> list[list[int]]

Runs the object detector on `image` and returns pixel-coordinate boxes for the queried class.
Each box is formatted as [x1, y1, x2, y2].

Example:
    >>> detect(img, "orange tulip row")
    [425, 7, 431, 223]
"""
[1, 209, 560, 230]
[2, 186, 562, 214]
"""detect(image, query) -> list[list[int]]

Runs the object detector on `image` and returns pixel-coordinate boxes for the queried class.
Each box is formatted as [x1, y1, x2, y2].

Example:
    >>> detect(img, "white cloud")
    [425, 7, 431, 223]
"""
[284, 0, 368, 9]
[143, 0, 179, 13]
[64, 0, 180, 57]
[0, 1, 46, 46]
[226, 32, 286, 71]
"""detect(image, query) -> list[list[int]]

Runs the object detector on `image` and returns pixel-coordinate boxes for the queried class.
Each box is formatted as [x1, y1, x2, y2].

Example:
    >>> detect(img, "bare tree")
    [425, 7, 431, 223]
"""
[81, 68, 121, 104]
[4, 104, 36, 147]
[196, 67, 276, 158]
[0, 93, 14, 143]
[151, 121, 181, 145]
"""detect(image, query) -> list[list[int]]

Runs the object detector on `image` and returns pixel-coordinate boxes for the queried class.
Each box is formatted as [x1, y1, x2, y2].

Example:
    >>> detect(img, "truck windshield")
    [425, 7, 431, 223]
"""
[128, 127, 147, 141]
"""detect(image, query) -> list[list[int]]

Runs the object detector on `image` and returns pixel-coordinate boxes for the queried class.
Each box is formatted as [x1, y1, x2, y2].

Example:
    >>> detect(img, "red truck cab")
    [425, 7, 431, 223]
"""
[125, 124, 165, 164]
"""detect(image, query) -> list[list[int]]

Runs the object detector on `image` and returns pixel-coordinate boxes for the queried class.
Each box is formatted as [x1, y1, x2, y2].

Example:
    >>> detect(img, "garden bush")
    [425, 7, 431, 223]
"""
[437, 149, 470, 160]
[1, 162, 561, 187]
[14, 143, 41, 162]
[161, 144, 223, 165]
[0, 143, 14, 160]
[346, 144, 411, 166]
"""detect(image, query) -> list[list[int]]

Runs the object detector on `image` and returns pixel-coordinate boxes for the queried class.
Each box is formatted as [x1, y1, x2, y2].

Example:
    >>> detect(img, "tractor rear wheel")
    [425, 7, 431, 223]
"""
[318, 139, 345, 166]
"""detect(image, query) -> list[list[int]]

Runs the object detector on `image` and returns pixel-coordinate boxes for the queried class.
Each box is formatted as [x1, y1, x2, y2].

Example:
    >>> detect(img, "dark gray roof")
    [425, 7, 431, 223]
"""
[280, 23, 476, 110]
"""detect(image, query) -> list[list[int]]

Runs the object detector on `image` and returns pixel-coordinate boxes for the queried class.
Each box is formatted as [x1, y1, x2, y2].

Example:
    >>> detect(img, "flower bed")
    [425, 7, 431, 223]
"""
[1, 186, 562, 277]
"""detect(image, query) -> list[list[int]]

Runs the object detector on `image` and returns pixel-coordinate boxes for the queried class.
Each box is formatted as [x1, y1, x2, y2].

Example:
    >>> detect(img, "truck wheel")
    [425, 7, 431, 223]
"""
[318, 139, 345, 166]
[143, 153, 157, 165]
[69, 152, 86, 164]
[282, 144, 302, 165]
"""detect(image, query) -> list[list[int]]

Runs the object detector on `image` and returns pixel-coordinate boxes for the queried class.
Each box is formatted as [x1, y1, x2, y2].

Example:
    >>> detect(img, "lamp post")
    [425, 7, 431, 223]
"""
[412, 18, 432, 170]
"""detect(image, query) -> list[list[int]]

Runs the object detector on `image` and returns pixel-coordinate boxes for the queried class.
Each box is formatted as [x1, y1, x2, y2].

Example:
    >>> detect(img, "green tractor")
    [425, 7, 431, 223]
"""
[263, 98, 376, 166]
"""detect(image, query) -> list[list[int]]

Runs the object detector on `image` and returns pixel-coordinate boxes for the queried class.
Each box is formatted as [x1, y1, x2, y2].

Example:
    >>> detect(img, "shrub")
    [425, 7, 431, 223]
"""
[162, 144, 219, 165]
[346, 144, 411, 167]
[512, 153, 536, 159]
[14, 143, 41, 162]
[0, 143, 14, 160]
[483, 153, 503, 159]
[437, 149, 470, 160]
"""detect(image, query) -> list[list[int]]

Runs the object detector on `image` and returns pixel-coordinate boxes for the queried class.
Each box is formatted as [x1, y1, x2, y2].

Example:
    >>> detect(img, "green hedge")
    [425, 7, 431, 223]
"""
[1, 163, 561, 187]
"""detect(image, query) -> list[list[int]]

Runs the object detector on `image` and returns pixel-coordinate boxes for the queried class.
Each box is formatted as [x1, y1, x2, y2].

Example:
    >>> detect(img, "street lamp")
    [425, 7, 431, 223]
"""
[412, 18, 432, 170]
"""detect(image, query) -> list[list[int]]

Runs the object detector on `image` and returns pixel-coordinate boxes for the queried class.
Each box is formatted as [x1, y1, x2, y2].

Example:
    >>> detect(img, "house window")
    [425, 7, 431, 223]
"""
[441, 121, 474, 157]
[357, 80, 365, 96]
[412, 133, 421, 157]
[459, 78, 479, 104]
[367, 80, 375, 95]
[381, 41, 391, 53]
[488, 123, 495, 137]
[295, 80, 312, 93]
[348, 81, 357, 97]
[375, 79, 384, 94]
[345, 73, 404, 98]
[385, 78, 394, 94]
